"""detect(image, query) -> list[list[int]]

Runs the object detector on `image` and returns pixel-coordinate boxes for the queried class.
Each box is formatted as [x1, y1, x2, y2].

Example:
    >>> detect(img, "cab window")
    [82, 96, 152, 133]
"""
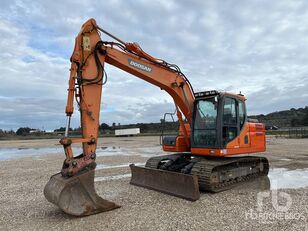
[223, 98, 237, 125]
[193, 98, 218, 147]
[239, 100, 246, 129]
[223, 97, 237, 144]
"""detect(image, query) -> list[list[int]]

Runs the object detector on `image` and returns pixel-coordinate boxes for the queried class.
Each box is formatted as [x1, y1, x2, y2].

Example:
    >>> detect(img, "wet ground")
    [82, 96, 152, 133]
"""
[1, 140, 308, 190]
[0, 145, 162, 160]
[0, 136, 307, 230]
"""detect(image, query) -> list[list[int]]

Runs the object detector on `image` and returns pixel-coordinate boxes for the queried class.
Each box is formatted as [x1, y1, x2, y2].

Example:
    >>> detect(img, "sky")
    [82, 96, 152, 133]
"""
[0, 0, 308, 130]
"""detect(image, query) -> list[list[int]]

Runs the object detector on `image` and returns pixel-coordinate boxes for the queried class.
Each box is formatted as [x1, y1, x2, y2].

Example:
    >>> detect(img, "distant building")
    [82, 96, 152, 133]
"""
[115, 128, 140, 137]
[45, 130, 54, 134]
[29, 129, 43, 134]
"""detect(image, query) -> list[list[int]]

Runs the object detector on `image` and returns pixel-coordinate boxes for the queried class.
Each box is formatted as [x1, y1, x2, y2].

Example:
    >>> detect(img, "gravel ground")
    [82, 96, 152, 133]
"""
[0, 136, 307, 231]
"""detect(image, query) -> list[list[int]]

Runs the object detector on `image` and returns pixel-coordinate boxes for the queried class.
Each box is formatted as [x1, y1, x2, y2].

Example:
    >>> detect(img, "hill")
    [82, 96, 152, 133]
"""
[113, 106, 308, 132]
[249, 106, 308, 128]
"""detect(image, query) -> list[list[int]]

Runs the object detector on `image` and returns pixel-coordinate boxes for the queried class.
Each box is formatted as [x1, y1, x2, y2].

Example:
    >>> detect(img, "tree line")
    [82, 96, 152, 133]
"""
[250, 106, 308, 128]
[0, 121, 179, 137]
[1, 106, 308, 137]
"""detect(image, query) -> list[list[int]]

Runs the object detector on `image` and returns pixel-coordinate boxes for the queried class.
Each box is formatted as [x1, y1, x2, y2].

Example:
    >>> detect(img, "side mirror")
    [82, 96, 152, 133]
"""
[213, 96, 218, 109]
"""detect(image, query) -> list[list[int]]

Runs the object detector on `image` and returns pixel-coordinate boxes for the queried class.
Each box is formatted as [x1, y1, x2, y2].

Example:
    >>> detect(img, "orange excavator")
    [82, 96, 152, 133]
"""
[44, 18, 269, 216]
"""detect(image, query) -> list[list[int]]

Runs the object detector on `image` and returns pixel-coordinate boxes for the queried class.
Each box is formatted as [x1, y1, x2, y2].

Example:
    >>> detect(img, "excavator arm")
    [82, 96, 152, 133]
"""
[44, 18, 196, 216]
[61, 18, 195, 177]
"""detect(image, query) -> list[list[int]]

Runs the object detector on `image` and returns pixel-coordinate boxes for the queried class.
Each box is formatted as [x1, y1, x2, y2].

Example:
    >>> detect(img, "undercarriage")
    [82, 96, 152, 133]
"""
[130, 153, 269, 199]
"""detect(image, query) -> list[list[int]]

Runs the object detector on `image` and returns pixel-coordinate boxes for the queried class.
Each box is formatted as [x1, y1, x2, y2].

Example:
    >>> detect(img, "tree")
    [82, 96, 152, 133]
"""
[73, 126, 81, 132]
[291, 118, 301, 127]
[54, 127, 65, 132]
[302, 112, 308, 126]
[99, 123, 110, 130]
[7, 130, 15, 135]
[16, 127, 31, 135]
[54, 127, 72, 132]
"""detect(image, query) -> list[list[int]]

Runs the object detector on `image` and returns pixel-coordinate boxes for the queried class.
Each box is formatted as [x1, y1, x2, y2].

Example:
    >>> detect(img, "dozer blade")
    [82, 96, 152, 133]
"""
[44, 169, 120, 216]
[130, 164, 200, 201]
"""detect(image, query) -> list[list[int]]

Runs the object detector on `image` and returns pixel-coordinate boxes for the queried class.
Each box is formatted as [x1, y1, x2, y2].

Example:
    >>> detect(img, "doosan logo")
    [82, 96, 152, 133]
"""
[128, 59, 152, 72]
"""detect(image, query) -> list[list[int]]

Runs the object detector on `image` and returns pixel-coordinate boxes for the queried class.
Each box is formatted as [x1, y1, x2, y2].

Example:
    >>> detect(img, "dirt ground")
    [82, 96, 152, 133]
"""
[0, 136, 307, 231]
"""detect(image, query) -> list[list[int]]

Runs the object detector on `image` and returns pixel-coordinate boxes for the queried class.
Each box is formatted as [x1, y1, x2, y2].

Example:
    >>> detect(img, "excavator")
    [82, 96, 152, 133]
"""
[44, 18, 269, 216]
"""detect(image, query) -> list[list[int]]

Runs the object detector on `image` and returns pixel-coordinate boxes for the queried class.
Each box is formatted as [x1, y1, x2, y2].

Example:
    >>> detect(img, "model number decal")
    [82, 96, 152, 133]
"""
[128, 59, 152, 73]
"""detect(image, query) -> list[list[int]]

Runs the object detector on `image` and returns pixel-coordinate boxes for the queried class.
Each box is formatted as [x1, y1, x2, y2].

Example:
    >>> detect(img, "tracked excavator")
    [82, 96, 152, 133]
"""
[44, 18, 269, 216]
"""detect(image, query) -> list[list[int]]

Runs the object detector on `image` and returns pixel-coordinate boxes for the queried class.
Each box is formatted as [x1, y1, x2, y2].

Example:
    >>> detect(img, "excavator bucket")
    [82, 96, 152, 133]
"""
[44, 169, 120, 216]
[130, 164, 200, 201]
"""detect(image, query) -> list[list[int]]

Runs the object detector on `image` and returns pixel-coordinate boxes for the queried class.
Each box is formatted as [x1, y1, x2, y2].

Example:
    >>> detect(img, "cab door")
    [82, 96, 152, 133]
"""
[238, 100, 250, 148]
[222, 97, 239, 147]
[222, 96, 249, 150]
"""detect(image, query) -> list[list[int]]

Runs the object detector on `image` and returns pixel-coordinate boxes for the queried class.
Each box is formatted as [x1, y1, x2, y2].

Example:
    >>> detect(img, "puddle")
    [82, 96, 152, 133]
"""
[138, 147, 163, 157]
[236, 168, 308, 191]
[0, 145, 161, 161]
[95, 146, 162, 158]
[280, 158, 292, 161]
[0, 147, 63, 160]
[96, 162, 145, 170]
[268, 168, 308, 189]
[95, 174, 131, 182]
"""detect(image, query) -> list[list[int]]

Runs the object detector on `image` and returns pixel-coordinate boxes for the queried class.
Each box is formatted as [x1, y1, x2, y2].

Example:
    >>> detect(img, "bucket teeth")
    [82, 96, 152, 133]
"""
[44, 169, 120, 216]
[130, 164, 200, 201]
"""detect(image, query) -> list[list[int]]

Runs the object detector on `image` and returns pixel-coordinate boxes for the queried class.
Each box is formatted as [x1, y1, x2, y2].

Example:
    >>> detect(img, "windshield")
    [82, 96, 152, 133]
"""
[193, 98, 218, 147]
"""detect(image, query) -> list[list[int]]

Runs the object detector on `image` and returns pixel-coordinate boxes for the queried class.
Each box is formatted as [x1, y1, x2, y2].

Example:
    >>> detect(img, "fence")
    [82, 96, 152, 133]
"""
[267, 128, 308, 138]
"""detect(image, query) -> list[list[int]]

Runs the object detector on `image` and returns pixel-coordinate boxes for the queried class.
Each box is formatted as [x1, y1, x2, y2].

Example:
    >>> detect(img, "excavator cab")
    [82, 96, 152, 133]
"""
[162, 90, 266, 156]
[192, 90, 245, 150]
[191, 90, 266, 155]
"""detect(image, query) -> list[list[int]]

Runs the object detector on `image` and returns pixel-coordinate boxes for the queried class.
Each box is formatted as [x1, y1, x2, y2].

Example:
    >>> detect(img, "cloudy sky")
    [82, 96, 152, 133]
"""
[0, 0, 308, 130]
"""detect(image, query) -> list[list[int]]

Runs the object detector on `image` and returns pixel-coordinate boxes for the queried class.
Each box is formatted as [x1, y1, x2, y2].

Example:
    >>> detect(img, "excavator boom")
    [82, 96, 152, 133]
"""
[44, 18, 268, 216]
[44, 18, 197, 216]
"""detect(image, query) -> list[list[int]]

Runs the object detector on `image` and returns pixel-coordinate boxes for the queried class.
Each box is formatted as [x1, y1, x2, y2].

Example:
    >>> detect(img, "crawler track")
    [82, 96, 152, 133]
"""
[145, 154, 269, 193]
[191, 156, 269, 192]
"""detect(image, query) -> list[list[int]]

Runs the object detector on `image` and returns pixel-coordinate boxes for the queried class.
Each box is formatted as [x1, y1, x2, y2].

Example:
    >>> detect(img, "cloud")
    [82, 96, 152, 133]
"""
[0, 0, 308, 130]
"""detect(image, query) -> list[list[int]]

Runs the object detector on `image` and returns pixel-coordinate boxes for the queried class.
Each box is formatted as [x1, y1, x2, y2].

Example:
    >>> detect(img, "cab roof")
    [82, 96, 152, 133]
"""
[194, 90, 246, 101]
